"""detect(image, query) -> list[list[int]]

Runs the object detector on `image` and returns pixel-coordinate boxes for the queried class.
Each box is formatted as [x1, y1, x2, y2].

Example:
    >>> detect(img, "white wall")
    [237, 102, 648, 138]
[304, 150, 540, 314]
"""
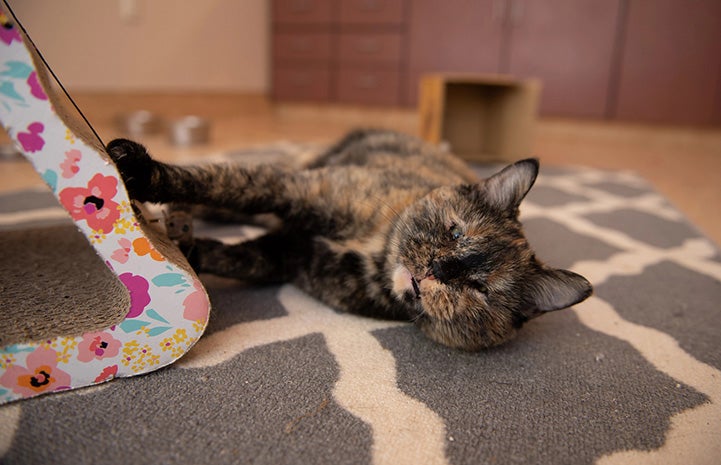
[8, 0, 270, 92]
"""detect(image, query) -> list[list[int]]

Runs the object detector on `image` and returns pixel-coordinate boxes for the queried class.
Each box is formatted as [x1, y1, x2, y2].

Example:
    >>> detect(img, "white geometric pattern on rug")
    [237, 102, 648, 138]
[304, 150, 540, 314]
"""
[178, 286, 449, 465]
[526, 168, 721, 465]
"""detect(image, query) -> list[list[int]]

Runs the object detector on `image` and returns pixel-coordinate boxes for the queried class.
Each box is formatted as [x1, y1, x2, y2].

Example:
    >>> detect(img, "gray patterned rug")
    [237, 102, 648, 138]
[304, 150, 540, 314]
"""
[1, 159, 720, 465]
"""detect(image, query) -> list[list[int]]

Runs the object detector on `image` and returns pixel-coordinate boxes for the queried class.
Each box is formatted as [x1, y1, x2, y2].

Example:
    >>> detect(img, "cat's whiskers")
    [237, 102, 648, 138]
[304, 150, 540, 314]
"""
[360, 194, 416, 251]
[375, 202, 415, 247]
[365, 194, 403, 224]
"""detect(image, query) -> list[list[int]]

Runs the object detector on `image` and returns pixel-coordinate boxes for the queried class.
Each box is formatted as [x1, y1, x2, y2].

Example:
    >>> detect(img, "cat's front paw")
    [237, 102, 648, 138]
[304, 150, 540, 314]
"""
[107, 138, 156, 202]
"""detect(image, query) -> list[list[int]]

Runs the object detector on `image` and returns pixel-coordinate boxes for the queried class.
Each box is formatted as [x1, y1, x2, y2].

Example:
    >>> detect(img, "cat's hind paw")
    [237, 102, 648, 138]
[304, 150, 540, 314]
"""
[107, 138, 155, 202]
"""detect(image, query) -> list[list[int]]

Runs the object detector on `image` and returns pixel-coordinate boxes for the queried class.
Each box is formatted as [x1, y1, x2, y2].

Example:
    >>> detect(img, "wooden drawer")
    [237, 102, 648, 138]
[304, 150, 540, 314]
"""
[273, 65, 332, 101]
[337, 32, 402, 65]
[272, 0, 334, 24]
[338, 0, 405, 25]
[336, 68, 400, 105]
[274, 32, 333, 62]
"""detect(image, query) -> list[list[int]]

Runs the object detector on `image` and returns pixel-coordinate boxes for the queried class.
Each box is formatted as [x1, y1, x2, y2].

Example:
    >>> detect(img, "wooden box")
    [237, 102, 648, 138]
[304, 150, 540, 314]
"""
[419, 74, 541, 162]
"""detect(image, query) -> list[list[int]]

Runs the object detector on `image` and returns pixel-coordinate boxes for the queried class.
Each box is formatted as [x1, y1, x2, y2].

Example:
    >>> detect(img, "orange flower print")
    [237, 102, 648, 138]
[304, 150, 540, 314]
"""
[58, 173, 120, 234]
[0, 347, 71, 397]
[132, 237, 165, 261]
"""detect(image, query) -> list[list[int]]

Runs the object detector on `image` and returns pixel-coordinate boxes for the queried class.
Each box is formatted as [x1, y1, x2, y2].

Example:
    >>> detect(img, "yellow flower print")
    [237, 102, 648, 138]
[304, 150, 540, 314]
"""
[121, 340, 139, 367]
[135, 326, 151, 337]
[114, 218, 140, 235]
[172, 328, 188, 344]
[160, 333, 186, 358]
[122, 340, 159, 372]
[0, 353, 16, 369]
[65, 128, 76, 144]
[89, 230, 107, 244]
[160, 337, 174, 352]
[117, 201, 134, 215]
[55, 338, 78, 365]
[192, 320, 205, 333]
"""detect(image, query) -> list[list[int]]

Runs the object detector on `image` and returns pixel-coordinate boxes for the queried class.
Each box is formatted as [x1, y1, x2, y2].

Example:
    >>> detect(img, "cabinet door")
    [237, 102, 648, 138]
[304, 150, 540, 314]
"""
[405, 0, 505, 105]
[272, 0, 334, 25]
[337, 32, 403, 66]
[272, 65, 332, 102]
[336, 68, 401, 105]
[338, 0, 405, 25]
[614, 0, 721, 125]
[274, 32, 332, 62]
[506, 0, 621, 118]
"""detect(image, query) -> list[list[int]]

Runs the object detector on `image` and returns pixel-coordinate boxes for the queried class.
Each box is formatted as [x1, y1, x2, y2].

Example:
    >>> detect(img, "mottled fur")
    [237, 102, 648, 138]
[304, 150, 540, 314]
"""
[107, 130, 592, 350]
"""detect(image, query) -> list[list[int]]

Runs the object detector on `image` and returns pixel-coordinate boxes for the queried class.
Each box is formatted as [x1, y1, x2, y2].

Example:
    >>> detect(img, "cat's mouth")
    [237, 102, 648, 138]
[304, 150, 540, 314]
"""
[392, 264, 435, 301]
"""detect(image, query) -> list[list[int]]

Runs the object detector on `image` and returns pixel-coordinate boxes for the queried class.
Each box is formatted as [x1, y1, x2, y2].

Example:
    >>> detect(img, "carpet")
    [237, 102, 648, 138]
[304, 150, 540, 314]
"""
[1, 158, 720, 465]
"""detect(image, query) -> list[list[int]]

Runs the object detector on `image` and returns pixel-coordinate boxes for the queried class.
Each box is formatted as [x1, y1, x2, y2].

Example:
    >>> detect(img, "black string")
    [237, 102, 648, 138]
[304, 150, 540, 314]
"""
[2, 0, 105, 147]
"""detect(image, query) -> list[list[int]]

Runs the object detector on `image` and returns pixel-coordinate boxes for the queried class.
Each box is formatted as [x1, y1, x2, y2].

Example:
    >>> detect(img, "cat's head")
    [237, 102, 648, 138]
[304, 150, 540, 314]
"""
[387, 158, 592, 351]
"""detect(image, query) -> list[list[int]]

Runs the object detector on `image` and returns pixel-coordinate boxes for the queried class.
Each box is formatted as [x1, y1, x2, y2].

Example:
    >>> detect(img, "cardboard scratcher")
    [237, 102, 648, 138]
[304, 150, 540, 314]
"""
[0, 3, 210, 404]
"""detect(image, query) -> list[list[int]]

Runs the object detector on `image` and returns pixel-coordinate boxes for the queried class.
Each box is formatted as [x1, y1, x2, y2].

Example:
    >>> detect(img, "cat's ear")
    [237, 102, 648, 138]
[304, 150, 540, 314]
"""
[483, 158, 539, 211]
[527, 267, 592, 314]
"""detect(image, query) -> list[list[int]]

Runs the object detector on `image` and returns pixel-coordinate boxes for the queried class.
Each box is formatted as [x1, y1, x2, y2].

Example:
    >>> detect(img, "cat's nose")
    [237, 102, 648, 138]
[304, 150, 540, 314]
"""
[430, 258, 463, 284]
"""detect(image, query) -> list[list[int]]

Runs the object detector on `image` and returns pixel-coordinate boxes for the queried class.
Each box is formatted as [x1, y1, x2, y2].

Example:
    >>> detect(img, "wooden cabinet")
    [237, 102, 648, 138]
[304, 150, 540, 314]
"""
[271, 0, 406, 105]
[272, 0, 334, 24]
[404, 0, 504, 105]
[613, 0, 721, 125]
[271, 0, 335, 102]
[273, 32, 333, 62]
[338, 0, 405, 25]
[337, 32, 402, 65]
[271, 0, 721, 125]
[505, 0, 621, 118]
[405, 0, 621, 117]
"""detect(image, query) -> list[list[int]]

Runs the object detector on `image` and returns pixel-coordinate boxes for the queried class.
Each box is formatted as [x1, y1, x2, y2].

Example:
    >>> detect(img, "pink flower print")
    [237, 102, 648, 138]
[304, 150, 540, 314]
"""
[94, 365, 118, 383]
[60, 149, 81, 178]
[58, 174, 121, 233]
[17, 122, 45, 153]
[183, 279, 209, 322]
[26, 71, 47, 100]
[77, 331, 122, 362]
[0, 14, 21, 45]
[0, 347, 71, 397]
[111, 238, 132, 264]
[118, 272, 151, 318]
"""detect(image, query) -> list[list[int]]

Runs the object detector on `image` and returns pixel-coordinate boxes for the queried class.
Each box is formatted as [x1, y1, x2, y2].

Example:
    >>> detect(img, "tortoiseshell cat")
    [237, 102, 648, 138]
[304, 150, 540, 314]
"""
[107, 129, 592, 351]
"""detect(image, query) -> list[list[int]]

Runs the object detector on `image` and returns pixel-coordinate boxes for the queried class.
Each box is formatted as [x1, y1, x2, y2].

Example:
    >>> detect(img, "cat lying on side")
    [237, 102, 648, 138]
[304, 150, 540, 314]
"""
[107, 129, 592, 351]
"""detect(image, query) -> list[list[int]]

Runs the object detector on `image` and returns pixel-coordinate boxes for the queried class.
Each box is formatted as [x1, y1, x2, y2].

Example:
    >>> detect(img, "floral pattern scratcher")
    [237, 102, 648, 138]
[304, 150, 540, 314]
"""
[0, 5, 210, 404]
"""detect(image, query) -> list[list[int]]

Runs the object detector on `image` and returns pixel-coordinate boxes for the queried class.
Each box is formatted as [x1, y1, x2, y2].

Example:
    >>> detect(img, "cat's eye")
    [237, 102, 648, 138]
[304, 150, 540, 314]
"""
[472, 281, 489, 294]
[449, 224, 463, 240]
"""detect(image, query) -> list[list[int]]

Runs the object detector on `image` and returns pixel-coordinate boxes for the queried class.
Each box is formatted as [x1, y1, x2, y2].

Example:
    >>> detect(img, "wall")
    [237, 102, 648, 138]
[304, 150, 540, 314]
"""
[8, 0, 270, 92]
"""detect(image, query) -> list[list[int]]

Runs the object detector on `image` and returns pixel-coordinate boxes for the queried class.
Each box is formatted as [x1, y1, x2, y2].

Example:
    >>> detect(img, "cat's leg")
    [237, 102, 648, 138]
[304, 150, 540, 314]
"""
[107, 138, 300, 215]
[185, 231, 310, 283]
